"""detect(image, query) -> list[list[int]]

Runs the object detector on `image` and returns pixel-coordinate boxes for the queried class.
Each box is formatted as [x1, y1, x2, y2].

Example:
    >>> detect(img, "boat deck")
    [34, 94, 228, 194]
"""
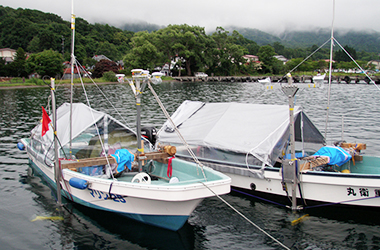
[340, 156, 380, 175]
[116, 173, 206, 186]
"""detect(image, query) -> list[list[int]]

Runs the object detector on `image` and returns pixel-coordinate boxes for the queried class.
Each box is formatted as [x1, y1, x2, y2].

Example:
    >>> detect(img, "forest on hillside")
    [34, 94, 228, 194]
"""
[0, 6, 378, 78]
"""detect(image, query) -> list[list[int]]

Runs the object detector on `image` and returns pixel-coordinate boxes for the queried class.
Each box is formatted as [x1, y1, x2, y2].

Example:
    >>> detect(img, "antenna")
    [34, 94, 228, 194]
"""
[324, 0, 335, 141]
[69, 0, 76, 158]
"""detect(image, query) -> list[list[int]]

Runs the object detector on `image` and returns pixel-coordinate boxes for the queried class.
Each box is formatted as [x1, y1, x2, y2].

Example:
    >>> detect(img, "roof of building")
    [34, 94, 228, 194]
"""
[92, 55, 111, 61]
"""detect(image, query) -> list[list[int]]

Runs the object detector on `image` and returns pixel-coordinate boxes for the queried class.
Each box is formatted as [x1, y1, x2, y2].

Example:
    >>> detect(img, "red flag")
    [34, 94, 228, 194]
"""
[41, 106, 51, 136]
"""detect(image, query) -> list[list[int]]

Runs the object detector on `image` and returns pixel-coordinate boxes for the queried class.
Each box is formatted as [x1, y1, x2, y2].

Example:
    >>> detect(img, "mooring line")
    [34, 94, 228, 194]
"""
[201, 183, 290, 250]
[304, 195, 380, 209]
[232, 188, 288, 208]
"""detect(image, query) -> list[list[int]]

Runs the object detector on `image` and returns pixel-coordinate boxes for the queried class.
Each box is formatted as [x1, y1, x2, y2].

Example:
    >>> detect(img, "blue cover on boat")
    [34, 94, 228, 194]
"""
[285, 152, 305, 159]
[111, 149, 135, 173]
[312, 146, 351, 166]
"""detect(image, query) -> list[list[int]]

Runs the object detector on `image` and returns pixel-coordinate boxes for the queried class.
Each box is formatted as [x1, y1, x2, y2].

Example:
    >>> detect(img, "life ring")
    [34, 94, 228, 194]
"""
[131, 172, 151, 184]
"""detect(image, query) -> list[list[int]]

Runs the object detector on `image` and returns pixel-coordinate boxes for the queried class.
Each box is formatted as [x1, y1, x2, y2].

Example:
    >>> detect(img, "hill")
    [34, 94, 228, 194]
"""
[0, 5, 134, 62]
[0, 4, 378, 64]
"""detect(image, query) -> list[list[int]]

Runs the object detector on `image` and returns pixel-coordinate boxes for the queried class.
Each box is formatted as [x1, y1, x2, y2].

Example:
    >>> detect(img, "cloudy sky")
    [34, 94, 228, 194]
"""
[2, 0, 379, 34]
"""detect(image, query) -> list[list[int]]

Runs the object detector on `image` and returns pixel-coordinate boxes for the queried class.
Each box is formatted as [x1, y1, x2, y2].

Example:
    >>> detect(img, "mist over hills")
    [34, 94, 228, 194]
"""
[120, 22, 165, 33]
[1, 4, 379, 56]
[225, 26, 380, 53]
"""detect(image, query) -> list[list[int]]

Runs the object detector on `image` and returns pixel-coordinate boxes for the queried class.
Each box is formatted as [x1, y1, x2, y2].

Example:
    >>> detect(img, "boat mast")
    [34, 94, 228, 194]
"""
[130, 69, 147, 171]
[324, 0, 335, 140]
[282, 74, 299, 211]
[51, 78, 62, 206]
[69, 0, 75, 158]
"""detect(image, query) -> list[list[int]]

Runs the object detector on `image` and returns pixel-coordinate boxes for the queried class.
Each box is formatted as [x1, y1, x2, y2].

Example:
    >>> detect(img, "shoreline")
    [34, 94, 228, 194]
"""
[0, 81, 130, 90]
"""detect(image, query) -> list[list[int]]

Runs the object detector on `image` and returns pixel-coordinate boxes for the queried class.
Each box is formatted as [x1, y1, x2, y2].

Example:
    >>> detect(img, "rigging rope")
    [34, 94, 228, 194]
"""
[146, 80, 207, 181]
[232, 188, 288, 208]
[74, 59, 132, 128]
[332, 38, 380, 91]
[201, 183, 290, 250]
[278, 39, 330, 84]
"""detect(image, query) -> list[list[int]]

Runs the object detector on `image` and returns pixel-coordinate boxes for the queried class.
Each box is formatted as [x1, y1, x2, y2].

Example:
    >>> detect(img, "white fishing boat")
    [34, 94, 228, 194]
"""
[157, 99, 380, 209]
[312, 73, 326, 82]
[258, 77, 271, 85]
[18, 76, 230, 231]
[156, 2, 380, 211]
[312, 73, 326, 87]
[17, 3, 230, 231]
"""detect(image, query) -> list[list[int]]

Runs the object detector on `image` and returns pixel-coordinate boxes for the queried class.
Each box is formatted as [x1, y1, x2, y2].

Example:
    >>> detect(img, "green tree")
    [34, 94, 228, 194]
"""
[273, 42, 285, 55]
[113, 31, 133, 55]
[0, 58, 7, 77]
[96, 41, 120, 61]
[209, 27, 247, 76]
[156, 24, 210, 76]
[38, 27, 59, 51]
[123, 31, 161, 71]
[102, 71, 117, 82]
[8, 47, 28, 77]
[26, 49, 64, 77]
[272, 59, 285, 75]
[336, 61, 357, 71]
[315, 60, 328, 71]
[334, 46, 357, 62]
[83, 57, 98, 69]
[154, 28, 180, 75]
[27, 37, 41, 53]
[258, 45, 276, 74]
[285, 58, 314, 72]
[234, 33, 259, 56]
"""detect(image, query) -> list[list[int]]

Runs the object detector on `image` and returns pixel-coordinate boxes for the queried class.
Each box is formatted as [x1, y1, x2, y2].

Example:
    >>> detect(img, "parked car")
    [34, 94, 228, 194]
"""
[195, 72, 208, 78]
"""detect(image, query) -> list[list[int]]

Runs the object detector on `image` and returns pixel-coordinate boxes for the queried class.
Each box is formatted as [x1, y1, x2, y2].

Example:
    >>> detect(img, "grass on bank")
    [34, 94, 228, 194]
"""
[0, 75, 176, 88]
[0, 77, 102, 87]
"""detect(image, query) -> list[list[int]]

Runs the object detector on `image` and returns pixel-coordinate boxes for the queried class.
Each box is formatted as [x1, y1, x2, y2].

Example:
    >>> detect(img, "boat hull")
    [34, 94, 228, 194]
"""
[178, 155, 380, 209]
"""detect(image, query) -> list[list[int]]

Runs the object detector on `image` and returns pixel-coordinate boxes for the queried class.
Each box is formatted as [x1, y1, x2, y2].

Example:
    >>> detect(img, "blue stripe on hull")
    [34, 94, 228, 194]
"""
[120, 213, 189, 231]
[28, 159, 189, 231]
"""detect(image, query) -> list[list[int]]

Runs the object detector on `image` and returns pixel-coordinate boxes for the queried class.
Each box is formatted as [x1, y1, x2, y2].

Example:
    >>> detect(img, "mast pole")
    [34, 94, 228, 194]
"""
[69, 0, 75, 158]
[282, 74, 299, 211]
[324, 0, 335, 140]
[51, 78, 62, 206]
[136, 77, 143, 171]
[131, 69, 147, 171]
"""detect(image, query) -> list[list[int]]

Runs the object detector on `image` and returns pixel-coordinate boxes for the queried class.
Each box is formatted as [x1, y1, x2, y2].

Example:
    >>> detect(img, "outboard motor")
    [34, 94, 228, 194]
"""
[141, 127, 157, 146]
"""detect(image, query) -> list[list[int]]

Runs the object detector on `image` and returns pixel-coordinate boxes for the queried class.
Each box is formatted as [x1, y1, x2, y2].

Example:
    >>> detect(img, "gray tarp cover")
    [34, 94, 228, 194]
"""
[158, 101, 325, 166]
[31, 103, 105, 152]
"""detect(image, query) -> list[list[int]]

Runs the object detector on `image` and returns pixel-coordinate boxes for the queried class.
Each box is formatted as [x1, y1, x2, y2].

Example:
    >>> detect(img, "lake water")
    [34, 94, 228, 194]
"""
[1, 81, 380, 249]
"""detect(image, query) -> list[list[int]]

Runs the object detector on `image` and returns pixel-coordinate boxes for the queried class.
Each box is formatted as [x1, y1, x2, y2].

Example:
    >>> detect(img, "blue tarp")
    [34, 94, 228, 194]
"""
[111, 149, 135, 173]
[312, 146, 351, 166]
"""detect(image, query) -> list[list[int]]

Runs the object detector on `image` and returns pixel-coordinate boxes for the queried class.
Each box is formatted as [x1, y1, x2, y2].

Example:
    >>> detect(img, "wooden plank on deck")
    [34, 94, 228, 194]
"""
[61, 151, 172, 169]
[61, 156, 117, 169]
